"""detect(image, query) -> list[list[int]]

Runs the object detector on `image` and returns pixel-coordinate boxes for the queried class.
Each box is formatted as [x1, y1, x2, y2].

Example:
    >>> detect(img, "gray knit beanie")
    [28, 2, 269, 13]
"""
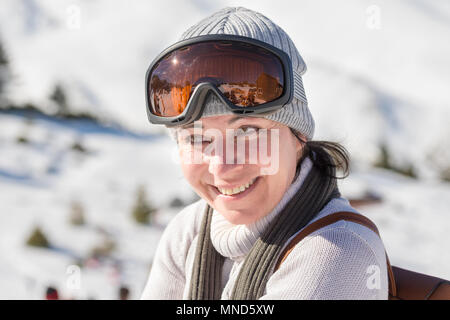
[168, 7, 315, 141]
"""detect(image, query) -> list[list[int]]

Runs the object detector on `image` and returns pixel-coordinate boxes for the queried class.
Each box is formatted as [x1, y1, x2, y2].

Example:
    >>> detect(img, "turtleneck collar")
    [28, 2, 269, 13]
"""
[210, 157, 314, 261]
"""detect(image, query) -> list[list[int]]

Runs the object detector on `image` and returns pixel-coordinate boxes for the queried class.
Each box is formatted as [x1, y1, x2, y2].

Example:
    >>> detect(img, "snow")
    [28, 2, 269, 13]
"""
[0, 0, 449, 299]
[340, 168, 450, 280]
[0, 112, 194, 299]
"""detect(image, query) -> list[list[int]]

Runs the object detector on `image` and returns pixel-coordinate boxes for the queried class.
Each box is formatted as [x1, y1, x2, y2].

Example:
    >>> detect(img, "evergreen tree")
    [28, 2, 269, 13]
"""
[0, 38, 11, 107]
[132, 185, 156, 224]
[90, 236, 116, 258]
[49, 83, 69, 116]
[69, 201, 86, 226]
[374, 143, 416, 178]
[26, 226, 50, 248]
[169, 196, 184, 208]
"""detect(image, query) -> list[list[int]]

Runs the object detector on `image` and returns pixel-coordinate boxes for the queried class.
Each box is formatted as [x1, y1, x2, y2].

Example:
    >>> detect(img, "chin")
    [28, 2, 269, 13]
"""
[217, 207, 261, 225]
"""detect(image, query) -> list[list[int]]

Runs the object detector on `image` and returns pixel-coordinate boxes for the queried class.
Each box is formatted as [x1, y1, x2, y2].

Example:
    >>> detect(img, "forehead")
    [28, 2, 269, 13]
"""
[180, 115, 279, 130]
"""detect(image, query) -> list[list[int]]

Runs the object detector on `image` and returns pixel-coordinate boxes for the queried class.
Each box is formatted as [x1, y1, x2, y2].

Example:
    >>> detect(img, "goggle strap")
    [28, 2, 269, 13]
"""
[293, 70, 308, 104]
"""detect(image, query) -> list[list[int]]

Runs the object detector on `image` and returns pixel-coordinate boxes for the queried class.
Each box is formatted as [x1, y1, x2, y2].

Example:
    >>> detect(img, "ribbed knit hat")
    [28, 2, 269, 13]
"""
[169, 6, 315, 141]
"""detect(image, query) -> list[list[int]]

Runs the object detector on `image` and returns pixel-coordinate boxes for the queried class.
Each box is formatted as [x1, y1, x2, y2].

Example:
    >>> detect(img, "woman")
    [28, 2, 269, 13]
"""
[141, 7, 388, 300]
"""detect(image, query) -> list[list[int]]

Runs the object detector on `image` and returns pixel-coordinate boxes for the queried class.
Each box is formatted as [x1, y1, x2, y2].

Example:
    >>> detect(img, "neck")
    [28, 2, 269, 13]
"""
[210, 157, 314, 261]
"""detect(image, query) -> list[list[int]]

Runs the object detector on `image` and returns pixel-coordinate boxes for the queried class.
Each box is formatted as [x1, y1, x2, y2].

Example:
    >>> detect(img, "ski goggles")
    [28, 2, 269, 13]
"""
[145, 34, 307, 127]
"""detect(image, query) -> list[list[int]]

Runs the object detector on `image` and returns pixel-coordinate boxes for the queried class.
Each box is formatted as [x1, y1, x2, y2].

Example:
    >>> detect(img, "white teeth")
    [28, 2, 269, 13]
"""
[217, 178, 257, 196]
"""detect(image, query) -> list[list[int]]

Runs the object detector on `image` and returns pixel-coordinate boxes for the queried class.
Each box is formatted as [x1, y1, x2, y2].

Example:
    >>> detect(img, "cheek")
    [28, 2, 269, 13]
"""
[280, 140, 298, 167]
[180, 162, 204, 188]
[179, 148, 200, 181]
[278, 128, 298, 160]
[255, 129, 297, 170]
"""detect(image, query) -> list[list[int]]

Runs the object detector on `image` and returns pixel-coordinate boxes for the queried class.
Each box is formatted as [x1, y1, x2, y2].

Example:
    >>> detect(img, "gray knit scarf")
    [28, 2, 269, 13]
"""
[188, 157, 340, 300]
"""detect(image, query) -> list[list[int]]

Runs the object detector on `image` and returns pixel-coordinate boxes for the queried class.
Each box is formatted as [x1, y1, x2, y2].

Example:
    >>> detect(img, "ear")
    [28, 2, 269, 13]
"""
[288, 127, 307, 161]
[294, 133, 307, 162]
[296, 144, 303, 162]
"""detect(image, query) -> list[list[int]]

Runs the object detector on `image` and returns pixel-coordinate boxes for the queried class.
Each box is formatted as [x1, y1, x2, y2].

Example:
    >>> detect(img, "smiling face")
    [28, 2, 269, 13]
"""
[176, 114, 305, 225]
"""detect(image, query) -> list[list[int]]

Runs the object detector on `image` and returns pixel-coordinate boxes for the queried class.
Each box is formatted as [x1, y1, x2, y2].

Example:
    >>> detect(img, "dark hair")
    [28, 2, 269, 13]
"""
[290, 128, 350, 179]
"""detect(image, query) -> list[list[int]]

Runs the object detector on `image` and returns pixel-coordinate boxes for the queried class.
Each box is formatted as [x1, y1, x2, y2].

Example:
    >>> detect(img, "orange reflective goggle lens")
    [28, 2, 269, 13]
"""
[148, 40, 285, 117]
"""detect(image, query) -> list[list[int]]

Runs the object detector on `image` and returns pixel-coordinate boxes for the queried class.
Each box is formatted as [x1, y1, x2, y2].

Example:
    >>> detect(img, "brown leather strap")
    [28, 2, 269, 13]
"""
[390, 266, 450, 300]
[274, 211, 398, 297]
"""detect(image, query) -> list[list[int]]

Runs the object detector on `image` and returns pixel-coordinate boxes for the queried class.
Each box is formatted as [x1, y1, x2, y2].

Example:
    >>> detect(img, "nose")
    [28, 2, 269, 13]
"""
[208, 159, 246, 184]
[208, 158, 245, 177]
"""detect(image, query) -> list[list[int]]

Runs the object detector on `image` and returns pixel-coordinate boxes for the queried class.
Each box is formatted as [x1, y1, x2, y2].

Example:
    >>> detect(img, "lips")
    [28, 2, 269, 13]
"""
[216, 177, 257, 196]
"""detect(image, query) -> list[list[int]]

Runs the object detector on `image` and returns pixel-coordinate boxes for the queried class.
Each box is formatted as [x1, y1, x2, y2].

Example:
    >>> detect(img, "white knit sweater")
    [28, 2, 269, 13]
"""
[141, 158, 389, 300]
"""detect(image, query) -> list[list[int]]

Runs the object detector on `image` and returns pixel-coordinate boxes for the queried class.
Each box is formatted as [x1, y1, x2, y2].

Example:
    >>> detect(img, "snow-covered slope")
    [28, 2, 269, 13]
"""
[1, 111, 449, 299]
[0, 112, 196, 299]
[1, 0, 449, 177]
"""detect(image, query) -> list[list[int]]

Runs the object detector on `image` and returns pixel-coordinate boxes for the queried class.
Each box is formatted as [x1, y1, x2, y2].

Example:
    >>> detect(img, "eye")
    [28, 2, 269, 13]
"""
[184, 135, 212, 145]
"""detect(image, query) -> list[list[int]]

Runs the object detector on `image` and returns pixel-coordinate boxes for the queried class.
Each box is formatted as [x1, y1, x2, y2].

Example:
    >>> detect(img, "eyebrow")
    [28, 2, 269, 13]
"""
[180, 115, 245, 129]
[227, 115, 246, 125]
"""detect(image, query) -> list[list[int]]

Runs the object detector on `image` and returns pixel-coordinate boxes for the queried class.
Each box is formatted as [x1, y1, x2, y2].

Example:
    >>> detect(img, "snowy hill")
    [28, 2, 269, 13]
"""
[0, 111, 198, 299]
[1, 0, 449, 178]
